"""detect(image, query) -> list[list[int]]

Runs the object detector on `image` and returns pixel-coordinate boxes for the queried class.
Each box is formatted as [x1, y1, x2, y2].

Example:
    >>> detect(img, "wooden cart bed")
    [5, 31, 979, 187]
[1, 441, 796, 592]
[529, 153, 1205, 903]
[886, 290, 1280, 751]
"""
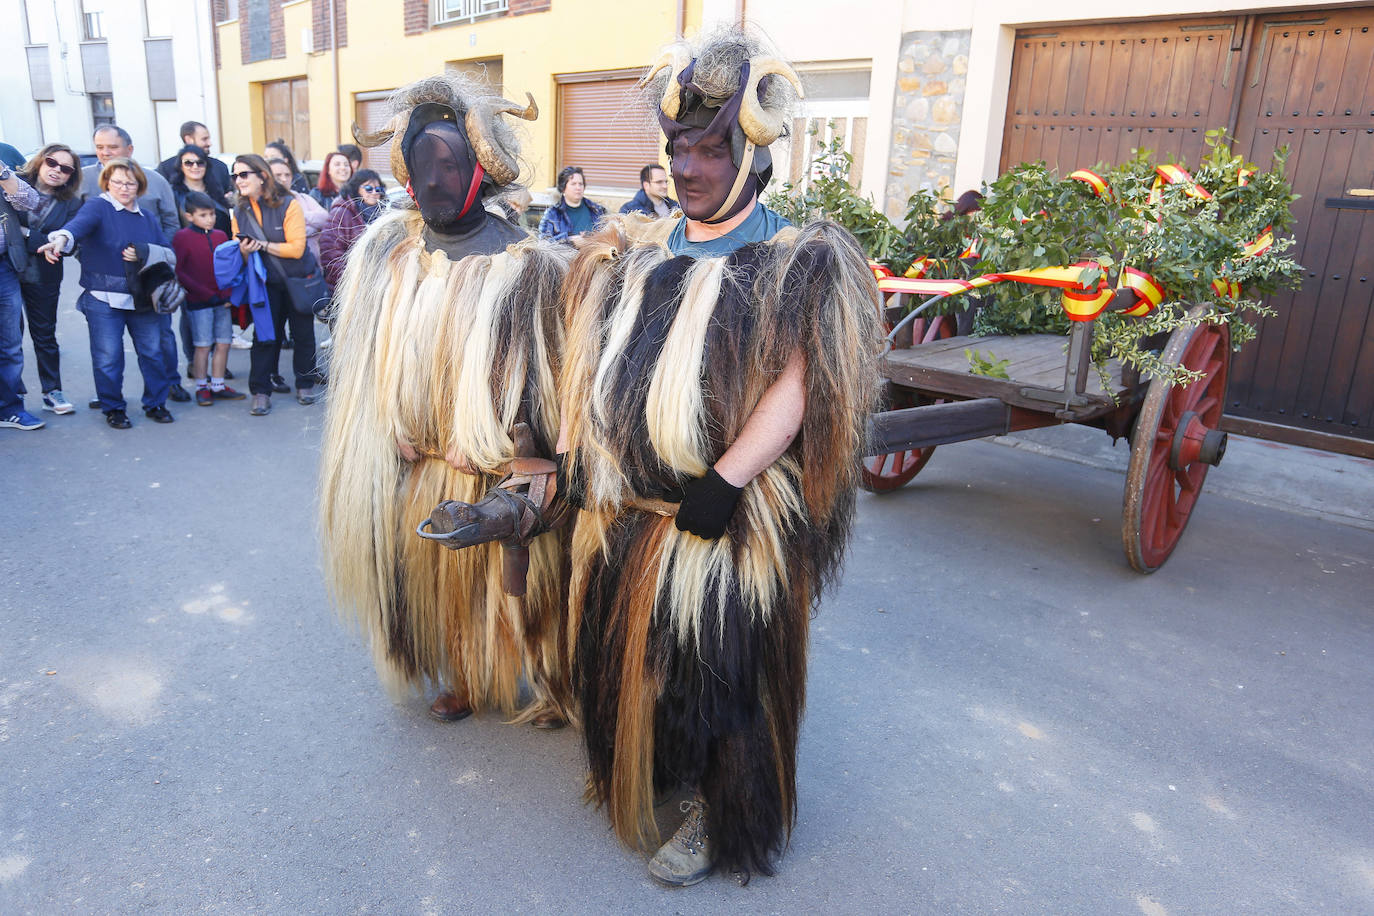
[880, 333, 1134, 421]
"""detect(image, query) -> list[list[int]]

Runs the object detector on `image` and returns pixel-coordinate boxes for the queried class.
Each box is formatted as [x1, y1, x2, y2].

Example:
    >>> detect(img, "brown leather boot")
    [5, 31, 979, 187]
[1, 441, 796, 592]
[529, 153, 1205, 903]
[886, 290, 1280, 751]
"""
[428, 689, 472, 723]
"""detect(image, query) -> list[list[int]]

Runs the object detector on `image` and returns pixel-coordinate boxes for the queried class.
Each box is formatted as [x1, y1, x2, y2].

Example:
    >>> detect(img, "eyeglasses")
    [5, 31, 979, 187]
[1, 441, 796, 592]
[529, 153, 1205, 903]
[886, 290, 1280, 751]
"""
[43, 156, 77, 176]
[232, 170, 258, 181]
[360, 184, 384, 193]
[108, 179, 139, 190]
[181, 159, 205, 168]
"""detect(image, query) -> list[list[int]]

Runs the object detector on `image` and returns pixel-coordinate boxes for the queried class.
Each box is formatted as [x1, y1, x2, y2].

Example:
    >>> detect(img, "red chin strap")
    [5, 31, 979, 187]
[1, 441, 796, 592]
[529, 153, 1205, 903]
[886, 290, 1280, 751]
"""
[458, 161, 485, 219]
[404, 161, 487, 219]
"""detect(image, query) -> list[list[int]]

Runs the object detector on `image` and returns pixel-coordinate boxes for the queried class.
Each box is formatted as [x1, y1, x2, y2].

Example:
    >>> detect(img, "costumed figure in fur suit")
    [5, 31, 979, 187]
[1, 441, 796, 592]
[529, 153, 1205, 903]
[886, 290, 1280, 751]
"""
[317, 73, 573, 729]
[417, 28, 882, 884]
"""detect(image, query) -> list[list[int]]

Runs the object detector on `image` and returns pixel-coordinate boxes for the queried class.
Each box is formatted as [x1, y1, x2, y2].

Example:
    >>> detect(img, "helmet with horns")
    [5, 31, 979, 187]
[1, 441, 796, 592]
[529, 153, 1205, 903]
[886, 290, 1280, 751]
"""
[350, 72, 538, 188]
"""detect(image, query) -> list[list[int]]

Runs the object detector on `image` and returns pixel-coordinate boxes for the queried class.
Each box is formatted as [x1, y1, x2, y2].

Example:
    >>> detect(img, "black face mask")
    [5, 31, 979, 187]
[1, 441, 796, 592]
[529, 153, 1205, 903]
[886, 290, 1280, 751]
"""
[407, 121, 485, 235]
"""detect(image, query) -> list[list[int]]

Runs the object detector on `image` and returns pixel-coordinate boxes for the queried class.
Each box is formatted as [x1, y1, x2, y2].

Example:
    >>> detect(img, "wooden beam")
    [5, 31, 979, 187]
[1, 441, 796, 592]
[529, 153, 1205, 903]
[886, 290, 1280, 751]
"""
[867, 398, 1011, 454]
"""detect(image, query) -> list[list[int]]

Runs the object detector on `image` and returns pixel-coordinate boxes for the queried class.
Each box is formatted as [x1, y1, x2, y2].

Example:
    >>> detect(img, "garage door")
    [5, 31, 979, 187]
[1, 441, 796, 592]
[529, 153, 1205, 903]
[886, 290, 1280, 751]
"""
[556, 68, 661, 192]
[1001, 9, 1374, 455]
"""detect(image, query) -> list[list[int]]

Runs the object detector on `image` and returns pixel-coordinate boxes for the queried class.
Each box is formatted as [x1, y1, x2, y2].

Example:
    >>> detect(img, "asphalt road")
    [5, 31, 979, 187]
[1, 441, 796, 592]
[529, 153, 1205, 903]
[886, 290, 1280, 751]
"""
[1, 293, 1372, 914]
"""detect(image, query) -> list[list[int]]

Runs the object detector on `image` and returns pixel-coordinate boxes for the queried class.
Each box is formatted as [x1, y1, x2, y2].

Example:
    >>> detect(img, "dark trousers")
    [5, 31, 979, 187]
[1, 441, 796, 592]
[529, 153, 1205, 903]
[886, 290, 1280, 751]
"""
[20, 278, 62, 393]
[249, 279, 318, 395]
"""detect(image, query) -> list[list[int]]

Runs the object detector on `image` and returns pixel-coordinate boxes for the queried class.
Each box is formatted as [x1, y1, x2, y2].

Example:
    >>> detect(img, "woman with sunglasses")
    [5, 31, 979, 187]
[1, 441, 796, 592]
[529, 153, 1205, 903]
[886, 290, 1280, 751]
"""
[171, 144, 231, 235]
[12, 144, 85, 416]
[230, 154, 322, 415]
[319, 170, 388, 290]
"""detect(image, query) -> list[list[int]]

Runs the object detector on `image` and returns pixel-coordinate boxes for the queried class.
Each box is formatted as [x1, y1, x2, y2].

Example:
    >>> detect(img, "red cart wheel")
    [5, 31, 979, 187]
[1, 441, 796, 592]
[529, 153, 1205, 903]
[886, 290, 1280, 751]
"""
[861, 314, 959, 493]
[1122, 306, 1230, 572]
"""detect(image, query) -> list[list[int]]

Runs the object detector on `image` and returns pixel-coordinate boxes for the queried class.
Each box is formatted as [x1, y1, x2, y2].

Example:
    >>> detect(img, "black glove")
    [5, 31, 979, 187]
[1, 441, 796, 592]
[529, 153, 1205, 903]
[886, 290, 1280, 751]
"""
[555, 452, 584, 510]
[674, 468, 743, 540]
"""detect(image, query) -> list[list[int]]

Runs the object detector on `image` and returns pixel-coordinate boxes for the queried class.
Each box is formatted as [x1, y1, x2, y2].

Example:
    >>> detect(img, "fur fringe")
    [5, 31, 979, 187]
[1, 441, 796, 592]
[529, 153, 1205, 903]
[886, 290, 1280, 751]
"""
[319, 210, 574, 718]
[564, 218, 882, 875]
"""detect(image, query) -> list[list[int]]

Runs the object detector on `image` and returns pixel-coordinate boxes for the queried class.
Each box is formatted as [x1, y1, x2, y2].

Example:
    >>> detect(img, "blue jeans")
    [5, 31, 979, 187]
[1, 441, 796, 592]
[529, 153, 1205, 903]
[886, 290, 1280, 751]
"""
[77, 291, 173, 412]
[0, 261, 26, 415]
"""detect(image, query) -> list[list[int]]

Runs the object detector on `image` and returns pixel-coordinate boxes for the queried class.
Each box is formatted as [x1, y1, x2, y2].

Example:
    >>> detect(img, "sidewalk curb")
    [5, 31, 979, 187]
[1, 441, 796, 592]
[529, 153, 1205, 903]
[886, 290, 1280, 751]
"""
[989, 426, 1374, 533]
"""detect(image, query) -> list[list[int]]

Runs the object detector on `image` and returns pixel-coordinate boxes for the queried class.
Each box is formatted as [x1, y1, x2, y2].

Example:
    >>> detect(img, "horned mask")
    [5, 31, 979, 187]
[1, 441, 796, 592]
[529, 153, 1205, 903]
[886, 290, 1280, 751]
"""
[644, 47, 804, 222]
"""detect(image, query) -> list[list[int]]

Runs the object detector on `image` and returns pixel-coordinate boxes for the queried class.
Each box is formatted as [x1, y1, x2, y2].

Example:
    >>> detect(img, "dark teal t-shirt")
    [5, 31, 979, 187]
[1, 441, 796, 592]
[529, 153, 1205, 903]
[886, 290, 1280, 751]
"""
[666, 202, 792, 258]
[564, 201, 595, 236]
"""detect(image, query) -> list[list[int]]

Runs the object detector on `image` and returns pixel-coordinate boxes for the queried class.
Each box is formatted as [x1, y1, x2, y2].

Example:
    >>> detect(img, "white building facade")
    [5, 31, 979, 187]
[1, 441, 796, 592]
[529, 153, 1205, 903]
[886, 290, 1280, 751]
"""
[3, 0, 222, 165]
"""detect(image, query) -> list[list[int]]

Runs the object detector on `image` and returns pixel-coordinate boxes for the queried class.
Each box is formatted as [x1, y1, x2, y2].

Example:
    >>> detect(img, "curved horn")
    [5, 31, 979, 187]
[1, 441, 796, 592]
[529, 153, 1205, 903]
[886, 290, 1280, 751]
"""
[351, 114, 400, 148]
[501, 91, 538, 122]
[642, 48, 691, 121]
[737, 57, 805, 146]
[465, 99, 520, 186]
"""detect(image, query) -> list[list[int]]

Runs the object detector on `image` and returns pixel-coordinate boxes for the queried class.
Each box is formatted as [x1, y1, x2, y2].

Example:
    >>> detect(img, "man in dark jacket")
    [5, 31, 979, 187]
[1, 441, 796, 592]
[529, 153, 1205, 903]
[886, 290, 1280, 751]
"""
[618, 163, 679, 218]
[156, 121, 232, 196]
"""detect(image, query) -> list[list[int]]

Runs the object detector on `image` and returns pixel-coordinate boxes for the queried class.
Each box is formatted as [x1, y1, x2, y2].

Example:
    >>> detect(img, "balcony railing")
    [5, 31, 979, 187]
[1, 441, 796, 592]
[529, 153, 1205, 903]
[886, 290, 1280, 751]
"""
[434, 0, 509, 26]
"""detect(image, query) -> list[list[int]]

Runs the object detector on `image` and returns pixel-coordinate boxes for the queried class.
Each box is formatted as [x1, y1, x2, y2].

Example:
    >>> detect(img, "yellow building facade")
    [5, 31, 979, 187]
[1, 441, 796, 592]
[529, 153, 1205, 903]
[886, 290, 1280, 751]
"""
[214, 0, 702, 198]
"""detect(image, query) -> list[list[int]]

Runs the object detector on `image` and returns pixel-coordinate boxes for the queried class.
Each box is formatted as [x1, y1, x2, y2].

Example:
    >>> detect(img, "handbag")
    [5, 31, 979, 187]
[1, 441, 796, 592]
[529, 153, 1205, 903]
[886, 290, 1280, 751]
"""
[239, 202, 329, 317]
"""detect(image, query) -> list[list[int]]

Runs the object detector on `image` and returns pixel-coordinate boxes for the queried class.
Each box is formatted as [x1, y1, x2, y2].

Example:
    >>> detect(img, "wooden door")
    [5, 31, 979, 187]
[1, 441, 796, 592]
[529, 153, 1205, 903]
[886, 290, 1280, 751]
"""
[290, 78, 311, 162]
[262, 77, 310, 162]
[262, 80, 292, 151]
[1000, 9, 1374, 453]
[1001, 18, 1246, 174]
[1227, 9, 1374, 445]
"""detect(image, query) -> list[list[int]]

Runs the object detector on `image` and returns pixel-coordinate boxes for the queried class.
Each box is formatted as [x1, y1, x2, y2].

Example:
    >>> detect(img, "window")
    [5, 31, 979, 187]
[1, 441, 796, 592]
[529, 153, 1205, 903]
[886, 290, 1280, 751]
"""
[145, 0, 175, 37]
[145, 39, 176, 101]
[82, 0, 105, 40]
[23, 0, 49, 44]
[90, 93, 116, 130]
[433, 0, 508, 26]
[27, 47, 54, 101]
[556, 69, 661, 192]
[218, 0, 240, 21]
[446, 57, 503, 95]
[354, 92, 395, 174]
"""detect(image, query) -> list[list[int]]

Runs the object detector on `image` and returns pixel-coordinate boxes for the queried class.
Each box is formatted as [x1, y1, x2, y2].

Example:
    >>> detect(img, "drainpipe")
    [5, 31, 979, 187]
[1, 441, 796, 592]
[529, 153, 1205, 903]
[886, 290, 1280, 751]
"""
[676, 0, 685, 38]
[331, 0, 341, 148]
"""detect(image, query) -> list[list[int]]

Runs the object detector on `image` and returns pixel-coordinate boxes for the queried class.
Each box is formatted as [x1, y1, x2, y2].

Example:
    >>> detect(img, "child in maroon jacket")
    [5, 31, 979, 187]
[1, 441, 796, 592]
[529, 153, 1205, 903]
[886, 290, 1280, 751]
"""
[173, 192, 244, 405]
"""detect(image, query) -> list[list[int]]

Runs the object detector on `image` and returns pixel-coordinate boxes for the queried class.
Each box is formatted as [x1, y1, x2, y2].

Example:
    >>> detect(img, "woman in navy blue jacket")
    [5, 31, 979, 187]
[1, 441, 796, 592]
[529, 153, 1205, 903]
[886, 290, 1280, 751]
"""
[37, 158, 177, 429]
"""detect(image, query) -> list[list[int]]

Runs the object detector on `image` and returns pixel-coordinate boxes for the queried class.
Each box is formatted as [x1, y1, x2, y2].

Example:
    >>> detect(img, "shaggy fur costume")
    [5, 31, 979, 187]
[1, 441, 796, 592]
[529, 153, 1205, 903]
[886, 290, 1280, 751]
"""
[561, 213, 881, 877]
[319, 208, 572, 719]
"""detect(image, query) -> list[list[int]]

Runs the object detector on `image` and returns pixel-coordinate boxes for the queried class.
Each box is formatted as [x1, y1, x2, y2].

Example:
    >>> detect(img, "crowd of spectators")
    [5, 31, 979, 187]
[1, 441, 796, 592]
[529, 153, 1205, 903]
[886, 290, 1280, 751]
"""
[0, 114, 680, 432]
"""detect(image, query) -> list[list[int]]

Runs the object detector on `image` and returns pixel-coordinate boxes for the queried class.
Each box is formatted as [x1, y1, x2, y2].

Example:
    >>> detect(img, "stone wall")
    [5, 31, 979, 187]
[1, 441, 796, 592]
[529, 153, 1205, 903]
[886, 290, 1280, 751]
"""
[884, 30, 971, 221]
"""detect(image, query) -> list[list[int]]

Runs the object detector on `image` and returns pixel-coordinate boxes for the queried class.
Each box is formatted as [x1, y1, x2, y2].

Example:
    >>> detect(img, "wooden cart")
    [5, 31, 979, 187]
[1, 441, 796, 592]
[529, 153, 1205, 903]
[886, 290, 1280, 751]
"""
[862, 295, 1231, 573]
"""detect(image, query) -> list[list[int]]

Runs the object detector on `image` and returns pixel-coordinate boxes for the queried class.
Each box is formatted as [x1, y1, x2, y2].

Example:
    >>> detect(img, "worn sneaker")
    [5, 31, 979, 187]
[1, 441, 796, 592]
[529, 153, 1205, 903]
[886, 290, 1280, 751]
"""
[144, 405, 175, 424]
[42, 390, 75, 415]
[648, 798, 714, 887]
[296, 386, 318, 405]
[212, 386, 246, 401]
[250, 394, 271, 416]
[269, 374, 290, 394]
[0, 410, 45, 430]
[196, 387, 213, 406]
[167, 384, 192, 403]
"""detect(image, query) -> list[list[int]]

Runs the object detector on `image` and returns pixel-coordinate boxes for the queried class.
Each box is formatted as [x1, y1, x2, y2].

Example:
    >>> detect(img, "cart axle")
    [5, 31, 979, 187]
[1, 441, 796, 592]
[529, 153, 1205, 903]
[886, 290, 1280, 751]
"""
[1169, 410, 1228, 470]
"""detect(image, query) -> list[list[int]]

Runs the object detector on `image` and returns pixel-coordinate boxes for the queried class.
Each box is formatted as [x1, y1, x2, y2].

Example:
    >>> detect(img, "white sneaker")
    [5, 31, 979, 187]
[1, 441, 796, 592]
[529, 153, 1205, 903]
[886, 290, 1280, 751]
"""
[229, 330, 252, 350]
[42, 390, 75, 415]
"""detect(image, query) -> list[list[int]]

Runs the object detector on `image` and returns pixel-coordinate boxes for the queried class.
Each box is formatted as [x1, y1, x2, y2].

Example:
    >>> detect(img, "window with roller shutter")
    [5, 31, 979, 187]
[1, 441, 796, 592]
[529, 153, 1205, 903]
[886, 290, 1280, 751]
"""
[354, 93, 395, 176]
[556, 69, 660, 192]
